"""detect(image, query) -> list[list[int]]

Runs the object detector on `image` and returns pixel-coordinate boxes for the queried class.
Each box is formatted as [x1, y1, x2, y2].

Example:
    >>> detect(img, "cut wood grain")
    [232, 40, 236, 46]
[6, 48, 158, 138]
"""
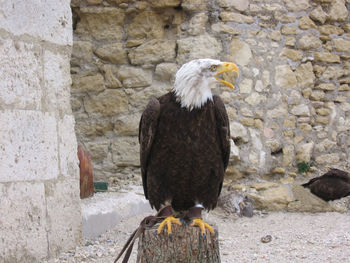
[137, 223, 220, 263]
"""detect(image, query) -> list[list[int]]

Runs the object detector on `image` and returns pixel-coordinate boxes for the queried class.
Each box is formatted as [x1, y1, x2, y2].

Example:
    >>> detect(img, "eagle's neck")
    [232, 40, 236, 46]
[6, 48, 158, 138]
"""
[173, 76, 214, 111]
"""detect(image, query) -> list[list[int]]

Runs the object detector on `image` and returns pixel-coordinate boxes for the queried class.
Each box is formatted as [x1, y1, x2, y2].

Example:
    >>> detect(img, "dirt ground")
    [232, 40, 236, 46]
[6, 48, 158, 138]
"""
[45, 208, 350, 263]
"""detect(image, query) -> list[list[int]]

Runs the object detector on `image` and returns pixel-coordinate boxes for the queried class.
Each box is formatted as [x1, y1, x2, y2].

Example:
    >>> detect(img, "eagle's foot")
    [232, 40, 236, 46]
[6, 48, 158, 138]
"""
[190, 218, 215, 238]
[157, 216, 182, 236]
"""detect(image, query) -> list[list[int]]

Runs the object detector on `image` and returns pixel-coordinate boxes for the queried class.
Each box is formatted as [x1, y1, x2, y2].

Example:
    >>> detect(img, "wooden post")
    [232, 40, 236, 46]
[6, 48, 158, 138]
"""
[136, 223, 220, 263]
[78, 145, 94, 199]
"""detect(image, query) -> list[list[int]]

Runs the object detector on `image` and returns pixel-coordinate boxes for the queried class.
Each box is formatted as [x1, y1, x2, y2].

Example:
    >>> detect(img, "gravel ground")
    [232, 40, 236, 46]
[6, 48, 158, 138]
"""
[44, 208, 350, 263]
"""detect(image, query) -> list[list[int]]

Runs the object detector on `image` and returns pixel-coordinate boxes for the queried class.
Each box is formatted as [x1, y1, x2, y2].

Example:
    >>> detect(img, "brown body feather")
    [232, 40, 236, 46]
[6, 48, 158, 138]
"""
[302, 168, 350, 201]
[139, 92, 230, 212]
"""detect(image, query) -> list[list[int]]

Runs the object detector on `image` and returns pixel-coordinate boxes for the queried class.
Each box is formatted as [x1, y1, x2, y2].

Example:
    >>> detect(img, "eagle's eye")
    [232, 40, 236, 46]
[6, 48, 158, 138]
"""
[210, 65, 217, 72]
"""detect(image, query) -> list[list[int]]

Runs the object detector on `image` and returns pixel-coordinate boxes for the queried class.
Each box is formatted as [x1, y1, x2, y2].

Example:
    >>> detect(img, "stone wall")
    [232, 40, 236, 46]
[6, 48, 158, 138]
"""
[71, 0, 350, 196]
[0, 1, 81, 262]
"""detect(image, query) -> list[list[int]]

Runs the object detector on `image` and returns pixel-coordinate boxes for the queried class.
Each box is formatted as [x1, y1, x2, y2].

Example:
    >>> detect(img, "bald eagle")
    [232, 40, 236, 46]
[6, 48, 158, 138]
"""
[302, 168, 350, 201]
[139, 59, 239, 236]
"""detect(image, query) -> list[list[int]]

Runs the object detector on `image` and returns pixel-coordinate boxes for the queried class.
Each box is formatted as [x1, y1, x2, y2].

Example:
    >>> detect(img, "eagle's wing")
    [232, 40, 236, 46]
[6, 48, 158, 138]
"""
[138, 98, 160, 199]
[304, 169, 350, 187]
[213, 95, 231, 170]
[213, 96, 230, 198]
[323, 168, 350, 181]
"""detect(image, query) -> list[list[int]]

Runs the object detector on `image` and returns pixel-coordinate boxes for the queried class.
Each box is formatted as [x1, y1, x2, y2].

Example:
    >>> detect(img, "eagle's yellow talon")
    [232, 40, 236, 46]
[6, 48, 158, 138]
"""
[157, 216, 181, 235]
[190, 218, 215, 236]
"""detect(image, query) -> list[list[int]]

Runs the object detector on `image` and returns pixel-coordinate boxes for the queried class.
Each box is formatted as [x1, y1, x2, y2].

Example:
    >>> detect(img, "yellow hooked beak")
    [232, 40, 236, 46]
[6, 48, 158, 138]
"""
[214, 62, 240, 90]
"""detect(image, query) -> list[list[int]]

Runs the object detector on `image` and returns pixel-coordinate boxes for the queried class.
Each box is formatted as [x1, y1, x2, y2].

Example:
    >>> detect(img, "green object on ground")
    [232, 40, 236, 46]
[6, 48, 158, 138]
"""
[94, 181, 108, 192]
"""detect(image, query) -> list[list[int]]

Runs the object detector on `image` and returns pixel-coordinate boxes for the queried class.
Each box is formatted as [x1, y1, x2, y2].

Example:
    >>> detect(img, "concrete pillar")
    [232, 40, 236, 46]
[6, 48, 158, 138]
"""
[0, 1, 81, 262]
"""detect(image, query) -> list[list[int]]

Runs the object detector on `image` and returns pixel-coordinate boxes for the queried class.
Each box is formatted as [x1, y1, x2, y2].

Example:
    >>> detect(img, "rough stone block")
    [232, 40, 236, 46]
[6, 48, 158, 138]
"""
[328, 0, 348, 22]
[315, 153, 340, 164]
[0, 182, 48, 261]
[83, 89, 129, 117]
[279, 48, 303, 61]
[291, 104, 311, 116]
[102, 64, 122, 88]
[295, 62, 315, 88]
[309, 6, 328, 24]
[128, 39, 176, 65]
[114, 113, 141, 136]
[269, 30, 281, 41]
[0, 38, 42, 110]
[75, 119, 113, 138]
[310, 90, 325, 101]
[95, 43, 128, 64]
[85, 140, 109, 163]
[248, 185, 293, 210]
[217, 0, 249, 11]
[130, 82, 171, 109]
[44, 50, 72, 114]
[344, 24, 350, 34]
[239, 78, 253, 94]
[275, 65, 297, 89]
[266, 105, 288, 119]
[275, 12, 296, 23]
[283, 116, 297, 128]
[284, 0, 309, 11]
[230, 121, 248, 142]
[281, 25, 298, 35]
[296, 142, 314, 163]
[181, 0, 209, 11]
[155, 63, 178, 81]
[77, 7, 124, 40]
[188, 13, 208, 36]
[228, 39, 252, 66]
[282, 145, 295, 167]
[0, 110, 59, 182]
[298, 34, 321, 50]
[58, 115, 79, 178]
[117, 66, 152, 88]
[334, 38, 350, 52]
[111, 136, 140, 166]
[72, 73, 105, 93]
[245, 92, 266, 106]
[177, 34, 222, 65]
[316, 83, 336, 91]
[298, 16, 317, 30]
[0, 0, 72, 45]
[322, 66, 345, 79]
[211, 23, 241, 35]
[72, 41, 93, 65]
[46, 180, 82, 257]
[149, 0, 181, 8]
[126, 11, 164, 39]
[340, 102, 350, 112]
[219, 11, 254, 24]
[319, 25, 344, 35]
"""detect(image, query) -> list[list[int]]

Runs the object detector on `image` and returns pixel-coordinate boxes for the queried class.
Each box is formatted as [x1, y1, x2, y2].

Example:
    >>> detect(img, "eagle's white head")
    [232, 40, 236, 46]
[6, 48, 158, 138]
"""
[173, 58, 240, 111]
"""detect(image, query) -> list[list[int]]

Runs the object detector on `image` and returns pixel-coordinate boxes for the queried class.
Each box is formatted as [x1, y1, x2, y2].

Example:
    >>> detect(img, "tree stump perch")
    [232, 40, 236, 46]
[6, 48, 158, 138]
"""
[137, 223, 220, 263]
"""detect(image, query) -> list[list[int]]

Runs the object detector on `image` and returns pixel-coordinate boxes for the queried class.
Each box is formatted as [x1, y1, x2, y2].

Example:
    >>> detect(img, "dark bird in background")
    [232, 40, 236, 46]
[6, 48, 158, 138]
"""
[139, 58, 239, 237]
[302, 168, 350, 201]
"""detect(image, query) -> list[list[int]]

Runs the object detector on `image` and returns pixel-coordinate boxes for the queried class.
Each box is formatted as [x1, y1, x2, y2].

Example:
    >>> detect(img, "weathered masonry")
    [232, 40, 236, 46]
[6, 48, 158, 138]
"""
[0, 1, 81, 262]
[71, 0, 350, 195]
